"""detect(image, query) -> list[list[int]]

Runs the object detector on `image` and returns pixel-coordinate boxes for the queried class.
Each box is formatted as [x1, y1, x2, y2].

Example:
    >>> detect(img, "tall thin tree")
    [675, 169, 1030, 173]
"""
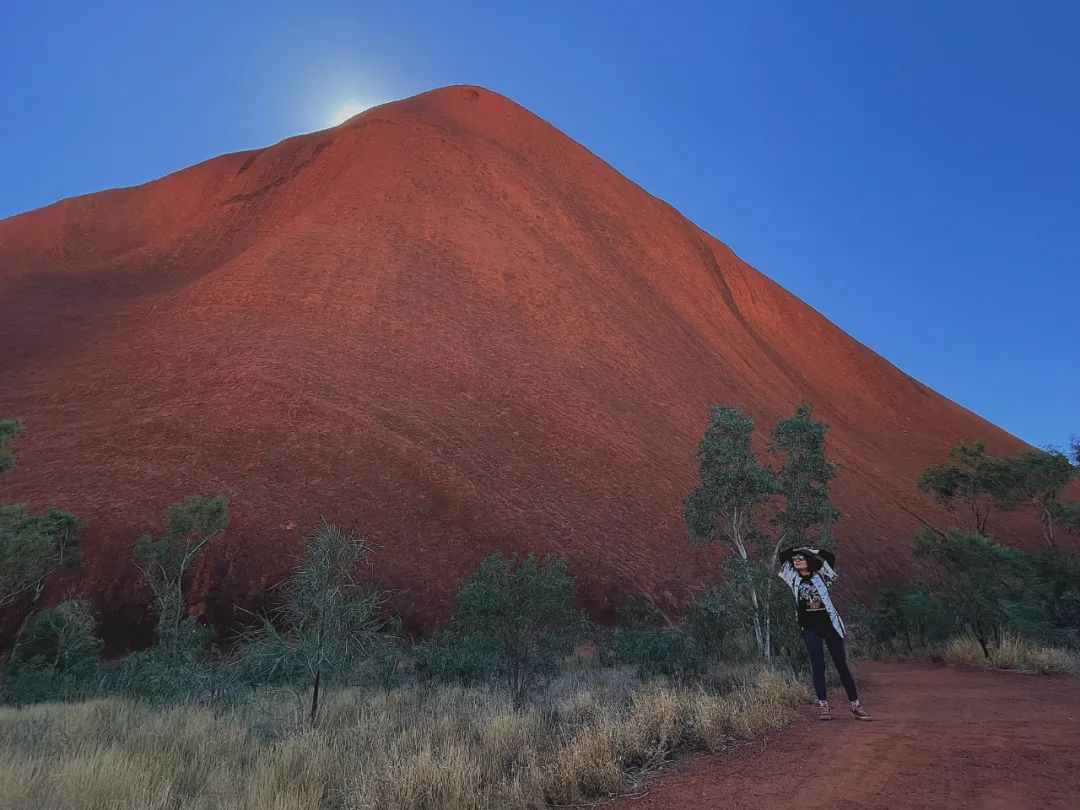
[240, 521, 386, 725]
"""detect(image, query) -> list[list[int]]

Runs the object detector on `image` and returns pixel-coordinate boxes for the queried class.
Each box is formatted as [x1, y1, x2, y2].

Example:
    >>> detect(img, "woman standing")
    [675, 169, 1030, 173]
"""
[778, 547, 872, 721]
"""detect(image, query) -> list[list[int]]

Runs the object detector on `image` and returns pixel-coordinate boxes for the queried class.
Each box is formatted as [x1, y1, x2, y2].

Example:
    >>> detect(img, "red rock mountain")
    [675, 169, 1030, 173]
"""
[0, 86, 1035, 639]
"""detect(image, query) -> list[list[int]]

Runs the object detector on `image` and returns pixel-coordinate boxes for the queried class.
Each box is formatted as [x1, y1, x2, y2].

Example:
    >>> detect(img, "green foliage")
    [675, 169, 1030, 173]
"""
[684, 402, 839, 660]
[859, 535, 1079, 661]
[682, 586, 735, 659]
[420, 552, 587, 705]
[0, 417, 24, 475]
[351, 617, 408, 690]
[917, 442, 1013, 534]
[613, 625, 703, 681]
[108, 618, 217, 700]
[135, 495, 227, 654]
[684, 406, 776, 546]
[166, 495, 230, 537]
[914, 529, 1070, 655]
[0, 420, 85, 683]
[0, 506, 81, 610]
[1028, 551, 1080, 639]
[238, 521, 387, 723]
[995, 449, 1079, 548]
[412, 624, 505, 684]
[8, 600, 101, 674]
[2, 601, 103, 705]
[853, 586, 953, 656]
[771, 402, 839, 549]
[918, 441, 1079, 547]
[611, 589, 740, 682]
[1052, 499, 1080, 534]
[611, 597, 703, 680]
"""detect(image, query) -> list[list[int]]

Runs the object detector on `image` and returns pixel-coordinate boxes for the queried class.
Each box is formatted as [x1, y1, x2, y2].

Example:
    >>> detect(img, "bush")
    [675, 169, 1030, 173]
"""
[915, 529, 1070, 656]
[2, 600, 103, 705]
[1030, 550, 1080, 637]
[611, 597, 705, 681]
[415, 552, 588, 705]
[614, 625, 704, 681]
[106, 618, 217, 701]
[412, 623, 505, 684]
[852, 585, 954, 658]
[683, 586, 736, 658]
[854, 534, 1080, 666]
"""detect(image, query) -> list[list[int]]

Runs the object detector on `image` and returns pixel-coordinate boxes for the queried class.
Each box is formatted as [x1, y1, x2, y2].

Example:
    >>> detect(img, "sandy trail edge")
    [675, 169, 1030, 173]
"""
[611, 661, 1080, 810]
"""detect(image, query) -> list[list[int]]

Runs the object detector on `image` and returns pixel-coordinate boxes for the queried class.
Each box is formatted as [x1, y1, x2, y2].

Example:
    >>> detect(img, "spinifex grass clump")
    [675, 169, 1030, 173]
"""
[0, 661, 807, 810]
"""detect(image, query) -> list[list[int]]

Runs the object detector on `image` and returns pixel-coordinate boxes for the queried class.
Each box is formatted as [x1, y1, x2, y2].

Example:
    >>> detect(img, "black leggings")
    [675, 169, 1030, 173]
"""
[802, 626, 858, 702]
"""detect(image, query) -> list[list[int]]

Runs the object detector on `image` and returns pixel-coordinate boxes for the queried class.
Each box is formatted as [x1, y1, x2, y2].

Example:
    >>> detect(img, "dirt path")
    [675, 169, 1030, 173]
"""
[612, 661, 1080, 809]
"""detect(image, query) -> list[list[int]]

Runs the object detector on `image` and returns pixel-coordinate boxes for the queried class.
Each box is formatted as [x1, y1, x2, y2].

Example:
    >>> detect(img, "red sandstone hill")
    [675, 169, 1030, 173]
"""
[0, 86, 1039, 641]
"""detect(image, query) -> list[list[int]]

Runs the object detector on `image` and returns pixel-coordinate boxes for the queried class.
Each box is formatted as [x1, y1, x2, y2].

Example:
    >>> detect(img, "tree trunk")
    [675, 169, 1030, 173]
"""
[975, 626, 991, 660]
[762, 589, 772, 661]
[309, 666, 321, 726]
[1040, 505, 1056, 550]
[730, 515, 768, 660]
[747, 584, 765, 658]
[1, 579, 46, 679]
[310, 611, 325, 726]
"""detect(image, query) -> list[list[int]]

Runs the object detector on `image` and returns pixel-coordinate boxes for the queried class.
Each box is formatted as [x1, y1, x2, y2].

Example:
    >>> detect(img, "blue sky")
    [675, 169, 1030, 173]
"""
[2, 1, 1076, 448]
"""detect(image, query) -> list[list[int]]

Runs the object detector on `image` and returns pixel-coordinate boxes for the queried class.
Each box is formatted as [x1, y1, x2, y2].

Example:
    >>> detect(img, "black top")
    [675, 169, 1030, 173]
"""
[795, 573, 834, 634]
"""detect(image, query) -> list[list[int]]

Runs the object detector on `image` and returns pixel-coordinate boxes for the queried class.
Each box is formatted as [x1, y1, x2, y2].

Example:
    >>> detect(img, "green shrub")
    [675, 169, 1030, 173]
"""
[683, 586, 735, 658]
[611, 597, 704, 680]
[1030, 550, 1080, 637]
[417, 552, 588, 705]
[2, 600, 103, 705]
[107, 618, 216, 701]
[0, 417, 23, 475]
[412, 624, 505, 684]
[916, 529, 1072, 655]
[853, 585, 953, 657]
[613, 625, 704, 680]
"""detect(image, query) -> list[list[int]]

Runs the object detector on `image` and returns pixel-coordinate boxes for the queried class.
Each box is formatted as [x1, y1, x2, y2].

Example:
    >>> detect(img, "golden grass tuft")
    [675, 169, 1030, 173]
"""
[942, 633, 1079, 675]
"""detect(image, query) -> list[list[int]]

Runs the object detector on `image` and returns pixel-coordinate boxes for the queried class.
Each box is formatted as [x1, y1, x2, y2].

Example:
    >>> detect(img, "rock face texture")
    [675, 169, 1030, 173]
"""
[0, 86, 1035, 640]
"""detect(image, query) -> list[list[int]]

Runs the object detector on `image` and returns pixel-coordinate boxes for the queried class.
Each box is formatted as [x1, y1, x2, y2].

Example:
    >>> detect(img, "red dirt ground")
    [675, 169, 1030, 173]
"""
[0, 86, 1045, 640]
[612, 662, 1080, 810]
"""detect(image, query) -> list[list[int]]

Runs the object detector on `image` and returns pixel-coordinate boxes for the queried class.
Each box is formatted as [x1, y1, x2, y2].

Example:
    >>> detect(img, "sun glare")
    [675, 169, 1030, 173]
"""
[329, 101, 371, 126]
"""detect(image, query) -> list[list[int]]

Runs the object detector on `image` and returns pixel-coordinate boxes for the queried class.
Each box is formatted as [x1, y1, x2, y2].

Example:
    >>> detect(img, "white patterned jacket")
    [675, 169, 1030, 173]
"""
[777, 549, 846, 638]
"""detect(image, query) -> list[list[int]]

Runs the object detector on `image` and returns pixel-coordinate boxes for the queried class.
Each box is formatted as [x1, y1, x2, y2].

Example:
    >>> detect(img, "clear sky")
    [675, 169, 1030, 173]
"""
[2, 1, 1076, 449]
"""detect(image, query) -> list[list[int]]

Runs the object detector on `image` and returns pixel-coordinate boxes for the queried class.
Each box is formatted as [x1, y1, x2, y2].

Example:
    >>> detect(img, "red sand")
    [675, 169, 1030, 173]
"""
[611, 661, 1080, 809]
[0, 86, 1041, 641]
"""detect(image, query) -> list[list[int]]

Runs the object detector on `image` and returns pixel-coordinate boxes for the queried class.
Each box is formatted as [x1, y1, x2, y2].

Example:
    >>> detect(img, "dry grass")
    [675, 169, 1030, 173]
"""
[942, 634, 1080, 675]
[0, 665, 807, 810]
